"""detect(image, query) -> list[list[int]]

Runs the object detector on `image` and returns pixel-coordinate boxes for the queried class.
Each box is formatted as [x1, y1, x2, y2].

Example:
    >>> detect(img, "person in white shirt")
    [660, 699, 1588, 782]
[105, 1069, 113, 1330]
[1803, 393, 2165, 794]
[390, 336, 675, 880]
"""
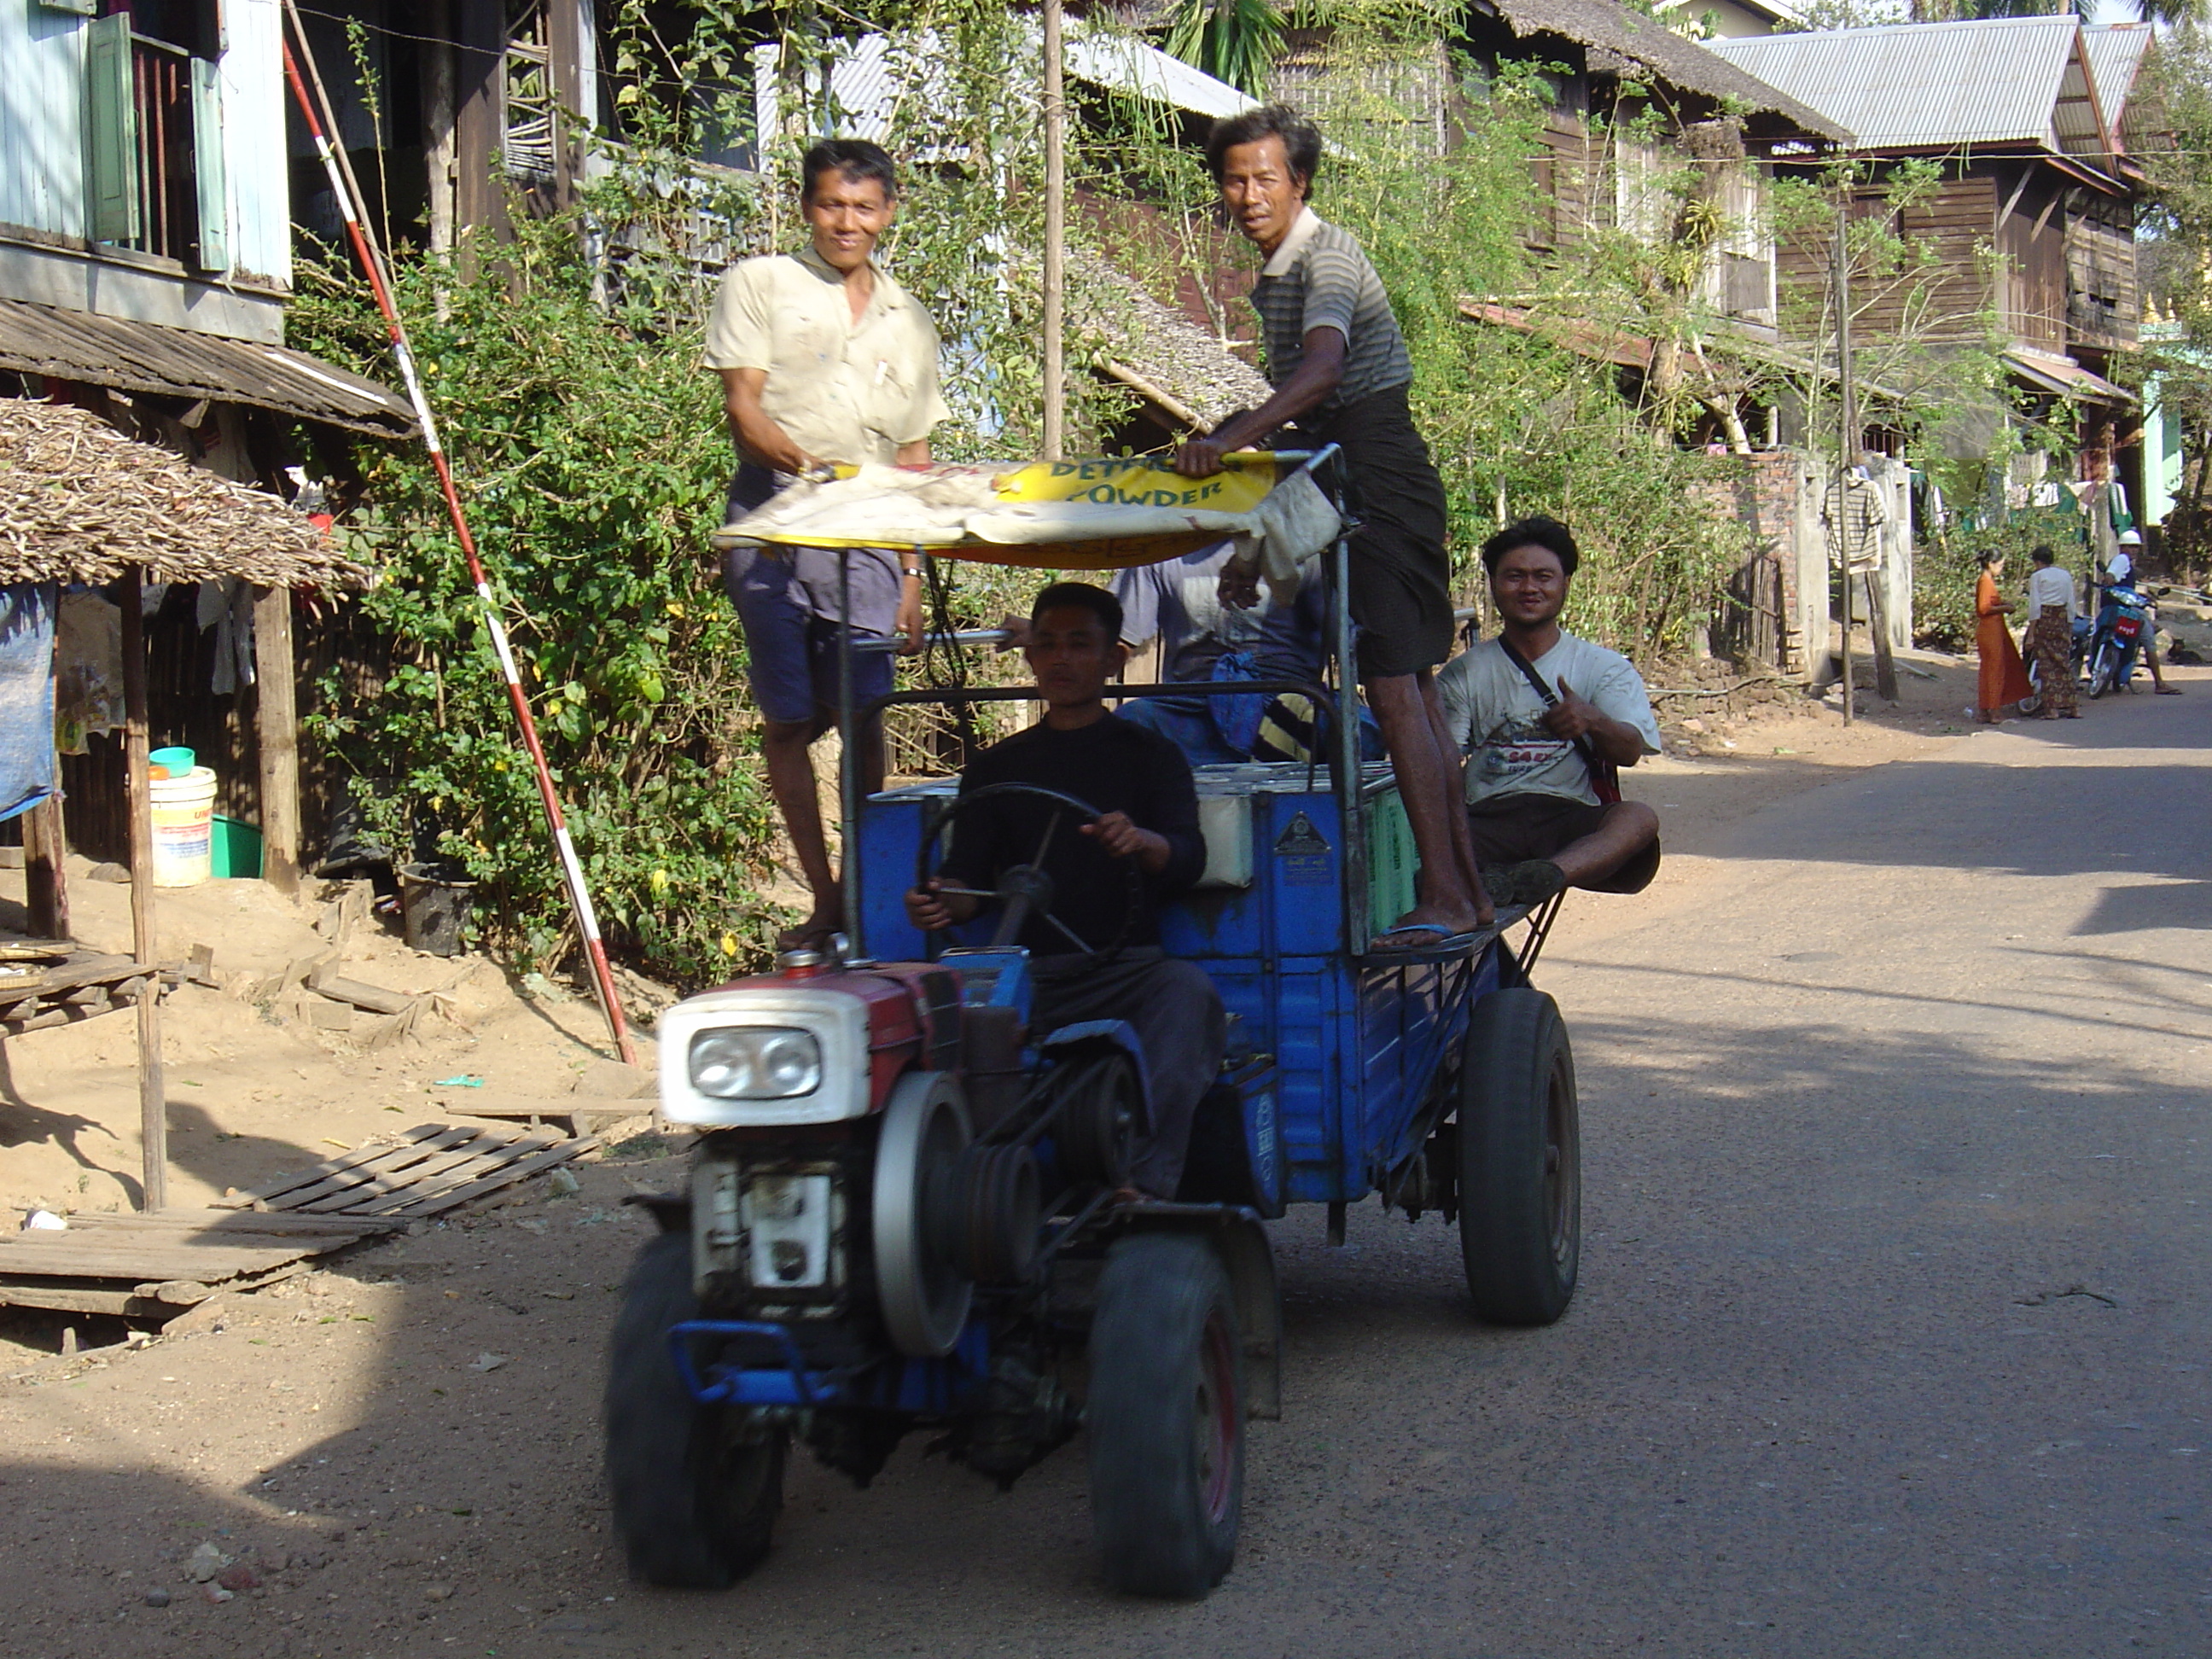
[2095, 529, 2182, 696]
[1436, 517, 1662, 908]
[2023, 545, 2080, 719]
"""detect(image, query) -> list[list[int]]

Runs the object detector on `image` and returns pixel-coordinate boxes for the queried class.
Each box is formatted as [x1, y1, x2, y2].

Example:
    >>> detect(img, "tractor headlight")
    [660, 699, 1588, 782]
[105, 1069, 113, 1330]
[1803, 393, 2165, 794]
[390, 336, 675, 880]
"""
[688, 1027, 824, 1100]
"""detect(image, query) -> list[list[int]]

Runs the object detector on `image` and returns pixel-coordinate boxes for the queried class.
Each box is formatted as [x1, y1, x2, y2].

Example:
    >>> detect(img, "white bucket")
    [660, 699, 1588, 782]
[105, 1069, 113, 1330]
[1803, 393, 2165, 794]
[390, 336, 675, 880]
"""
[149, 765, 218, 888]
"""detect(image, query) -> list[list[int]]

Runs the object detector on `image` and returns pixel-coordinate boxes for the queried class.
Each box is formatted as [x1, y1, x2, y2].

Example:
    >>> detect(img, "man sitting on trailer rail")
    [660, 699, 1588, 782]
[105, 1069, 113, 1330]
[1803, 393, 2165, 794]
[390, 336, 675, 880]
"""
[1438, 517, 1662, 906]
[904, 583, 1226, 1200]
[706, 137, 949, 950]
[1171, 102, 1492, 948]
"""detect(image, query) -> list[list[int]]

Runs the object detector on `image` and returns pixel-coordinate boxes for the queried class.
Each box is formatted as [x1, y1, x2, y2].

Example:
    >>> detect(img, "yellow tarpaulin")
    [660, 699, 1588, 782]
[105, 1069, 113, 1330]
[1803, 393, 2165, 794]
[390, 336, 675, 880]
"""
[713, 456, 1287, 572]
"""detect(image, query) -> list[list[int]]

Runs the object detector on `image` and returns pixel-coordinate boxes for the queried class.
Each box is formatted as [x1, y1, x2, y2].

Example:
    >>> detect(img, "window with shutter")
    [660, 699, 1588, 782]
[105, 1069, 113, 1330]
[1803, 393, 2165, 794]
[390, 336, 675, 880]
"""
[191, 56, 229, 272]
[84, 13, 142, 246]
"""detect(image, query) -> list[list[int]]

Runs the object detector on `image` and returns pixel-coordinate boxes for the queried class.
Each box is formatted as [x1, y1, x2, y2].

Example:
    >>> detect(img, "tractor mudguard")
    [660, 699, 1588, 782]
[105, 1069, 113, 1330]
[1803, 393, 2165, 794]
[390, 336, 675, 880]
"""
[1109, 1203, 1282, 1421]
[1038, 1021, 1154, 1132]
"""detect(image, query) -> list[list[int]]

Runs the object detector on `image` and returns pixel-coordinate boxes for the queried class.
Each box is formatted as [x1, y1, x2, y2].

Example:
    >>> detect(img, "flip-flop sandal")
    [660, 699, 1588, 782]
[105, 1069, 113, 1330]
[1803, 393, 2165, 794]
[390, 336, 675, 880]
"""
[1370, 922, 1478, 952]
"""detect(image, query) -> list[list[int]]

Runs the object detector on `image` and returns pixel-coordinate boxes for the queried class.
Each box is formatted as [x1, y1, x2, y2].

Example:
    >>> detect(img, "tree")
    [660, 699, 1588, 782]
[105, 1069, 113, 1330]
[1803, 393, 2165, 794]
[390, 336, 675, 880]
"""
[1164, 0, 1286, 97]
[2137, 25, 2212, 569]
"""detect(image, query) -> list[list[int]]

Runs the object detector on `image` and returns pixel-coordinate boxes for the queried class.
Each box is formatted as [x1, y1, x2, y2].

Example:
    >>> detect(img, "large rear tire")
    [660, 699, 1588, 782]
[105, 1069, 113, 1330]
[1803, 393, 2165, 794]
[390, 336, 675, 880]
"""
[1457, 988, 1580, 1327]
[604, 1233, 786, 1588]
[1086, 1232, 1243, 1598]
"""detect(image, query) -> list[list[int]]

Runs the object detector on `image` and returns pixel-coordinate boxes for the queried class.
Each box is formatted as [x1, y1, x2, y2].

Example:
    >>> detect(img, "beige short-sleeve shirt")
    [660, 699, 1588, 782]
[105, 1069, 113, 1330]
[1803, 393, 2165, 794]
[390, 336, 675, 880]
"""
[703, 244, 950, 467]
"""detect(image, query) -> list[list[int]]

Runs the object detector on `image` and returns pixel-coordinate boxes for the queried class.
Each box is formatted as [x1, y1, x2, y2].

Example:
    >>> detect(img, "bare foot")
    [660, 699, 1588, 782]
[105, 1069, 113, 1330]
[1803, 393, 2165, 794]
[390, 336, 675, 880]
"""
[776, 909, 841, 952]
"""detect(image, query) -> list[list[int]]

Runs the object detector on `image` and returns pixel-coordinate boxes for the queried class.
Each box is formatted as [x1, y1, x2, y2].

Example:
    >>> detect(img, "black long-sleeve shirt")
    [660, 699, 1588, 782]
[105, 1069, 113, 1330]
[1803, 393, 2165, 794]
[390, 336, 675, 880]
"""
[937, 714, 1205, 957]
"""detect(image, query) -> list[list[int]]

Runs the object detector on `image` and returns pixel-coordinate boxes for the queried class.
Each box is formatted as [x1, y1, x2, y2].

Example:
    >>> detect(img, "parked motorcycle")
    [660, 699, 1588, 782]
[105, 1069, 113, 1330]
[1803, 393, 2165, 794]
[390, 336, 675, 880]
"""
[2085, 587, 2152, 700]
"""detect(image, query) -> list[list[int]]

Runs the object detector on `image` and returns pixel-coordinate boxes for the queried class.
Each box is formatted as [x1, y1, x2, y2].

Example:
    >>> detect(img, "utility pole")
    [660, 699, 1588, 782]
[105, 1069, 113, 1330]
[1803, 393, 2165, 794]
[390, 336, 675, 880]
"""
[1833, 186, 1855, 726]
[1041, 0, 1066, 460]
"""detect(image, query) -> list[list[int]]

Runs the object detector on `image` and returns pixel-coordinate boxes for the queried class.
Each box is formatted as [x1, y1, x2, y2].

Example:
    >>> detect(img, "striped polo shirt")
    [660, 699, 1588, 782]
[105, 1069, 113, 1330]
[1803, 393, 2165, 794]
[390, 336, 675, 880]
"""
[1249, 207, 1413, 412]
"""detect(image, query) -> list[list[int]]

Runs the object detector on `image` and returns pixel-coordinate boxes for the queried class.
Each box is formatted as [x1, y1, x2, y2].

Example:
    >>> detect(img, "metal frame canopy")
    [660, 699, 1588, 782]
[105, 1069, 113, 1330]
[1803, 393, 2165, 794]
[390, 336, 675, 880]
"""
[713, 449, 1365, 960]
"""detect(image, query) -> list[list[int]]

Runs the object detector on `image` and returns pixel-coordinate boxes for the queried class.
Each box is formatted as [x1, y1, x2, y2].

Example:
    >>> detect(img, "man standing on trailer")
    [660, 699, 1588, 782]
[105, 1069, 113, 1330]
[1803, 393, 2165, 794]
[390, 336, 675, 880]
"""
[1173, 103, 1491, 946]
[706, 138, 950, 949]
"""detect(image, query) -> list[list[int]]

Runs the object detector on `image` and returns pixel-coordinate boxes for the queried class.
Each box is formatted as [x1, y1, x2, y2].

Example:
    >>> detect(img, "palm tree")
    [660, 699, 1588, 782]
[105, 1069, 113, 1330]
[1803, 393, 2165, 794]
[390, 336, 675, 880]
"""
[1165, 0, 1285, 100]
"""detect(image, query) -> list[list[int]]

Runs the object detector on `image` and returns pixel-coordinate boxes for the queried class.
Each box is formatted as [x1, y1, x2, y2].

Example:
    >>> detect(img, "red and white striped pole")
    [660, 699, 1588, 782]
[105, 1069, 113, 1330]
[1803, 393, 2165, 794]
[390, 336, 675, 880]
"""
[281, 13, 636, 1065]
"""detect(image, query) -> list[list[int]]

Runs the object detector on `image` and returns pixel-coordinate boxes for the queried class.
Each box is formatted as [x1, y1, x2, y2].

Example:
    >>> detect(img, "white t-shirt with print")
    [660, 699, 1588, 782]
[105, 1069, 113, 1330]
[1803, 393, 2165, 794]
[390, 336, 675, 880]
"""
[1438, 633, 1663, 808]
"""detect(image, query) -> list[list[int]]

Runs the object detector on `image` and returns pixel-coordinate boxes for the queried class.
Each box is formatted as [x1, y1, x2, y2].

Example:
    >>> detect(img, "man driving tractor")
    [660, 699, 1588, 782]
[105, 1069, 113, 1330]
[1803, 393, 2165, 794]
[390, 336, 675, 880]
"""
[904, 582, 1227, 1199]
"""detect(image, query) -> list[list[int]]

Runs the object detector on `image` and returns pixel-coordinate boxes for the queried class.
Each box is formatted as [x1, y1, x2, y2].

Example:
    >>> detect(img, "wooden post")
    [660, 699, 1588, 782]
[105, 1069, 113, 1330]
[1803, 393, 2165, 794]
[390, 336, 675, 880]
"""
[22, 794, 68, 940]
[1040, 0, 1066, 461]
[423, 0, 457, 262]
[119, 579, 166, 1214]
[1833, 186, 1855, 727]
[453, 0, 512, 276]
[253, 585, 301, 895]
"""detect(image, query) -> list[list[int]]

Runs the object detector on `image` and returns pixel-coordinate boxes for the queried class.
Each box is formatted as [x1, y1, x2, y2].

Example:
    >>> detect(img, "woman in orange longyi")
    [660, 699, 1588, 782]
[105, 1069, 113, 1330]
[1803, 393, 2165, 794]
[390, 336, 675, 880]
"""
[1974, 550, 2034, 724]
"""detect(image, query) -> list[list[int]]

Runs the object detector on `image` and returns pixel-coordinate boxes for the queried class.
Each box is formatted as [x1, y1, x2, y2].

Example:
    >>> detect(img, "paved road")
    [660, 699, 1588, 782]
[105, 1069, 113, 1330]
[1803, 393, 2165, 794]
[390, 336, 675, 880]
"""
[652, 686, 2209, 1659]
[8, 684, 2205, 1659]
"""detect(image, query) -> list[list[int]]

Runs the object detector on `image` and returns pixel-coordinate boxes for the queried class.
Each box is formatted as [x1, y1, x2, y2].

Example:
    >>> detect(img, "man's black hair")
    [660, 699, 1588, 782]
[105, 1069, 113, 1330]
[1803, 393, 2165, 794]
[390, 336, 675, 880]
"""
[2031, 544, 2057, 565]
[1030, 581, 1123, 641]
[801, 138, 898, 203]
[1481, 515, 1580, 578]
[1204, 104, 1323, 189]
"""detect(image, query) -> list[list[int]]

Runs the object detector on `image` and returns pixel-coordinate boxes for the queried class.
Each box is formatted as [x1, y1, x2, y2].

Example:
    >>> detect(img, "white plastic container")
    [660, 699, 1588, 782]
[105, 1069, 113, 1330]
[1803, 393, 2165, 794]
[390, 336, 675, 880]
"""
[148, 765, 218, 888]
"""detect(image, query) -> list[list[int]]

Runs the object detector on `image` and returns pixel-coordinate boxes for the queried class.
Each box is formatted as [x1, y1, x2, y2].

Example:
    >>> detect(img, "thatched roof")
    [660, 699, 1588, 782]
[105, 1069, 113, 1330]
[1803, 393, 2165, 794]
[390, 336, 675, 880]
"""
[0, 400, 370, 590]
[1072, 253, 1275, 433]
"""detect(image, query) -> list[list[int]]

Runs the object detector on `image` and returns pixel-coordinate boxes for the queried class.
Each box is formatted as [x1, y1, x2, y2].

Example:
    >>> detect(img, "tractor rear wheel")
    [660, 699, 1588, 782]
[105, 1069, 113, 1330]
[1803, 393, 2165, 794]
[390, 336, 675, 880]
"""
[1456, 988, 1581, 1326]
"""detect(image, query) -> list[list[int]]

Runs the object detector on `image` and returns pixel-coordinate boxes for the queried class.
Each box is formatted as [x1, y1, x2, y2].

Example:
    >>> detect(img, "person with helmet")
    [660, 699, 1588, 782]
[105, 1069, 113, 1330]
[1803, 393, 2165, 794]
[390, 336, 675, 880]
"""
[2098, 530, 2183, 696]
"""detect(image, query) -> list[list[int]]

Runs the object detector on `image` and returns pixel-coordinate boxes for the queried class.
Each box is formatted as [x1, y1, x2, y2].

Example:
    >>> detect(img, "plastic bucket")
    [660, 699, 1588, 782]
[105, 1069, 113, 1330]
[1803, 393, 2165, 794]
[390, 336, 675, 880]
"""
[148, 766, 218, 888]
[211, 814, 264, 879]
[399, 861, 475, 956]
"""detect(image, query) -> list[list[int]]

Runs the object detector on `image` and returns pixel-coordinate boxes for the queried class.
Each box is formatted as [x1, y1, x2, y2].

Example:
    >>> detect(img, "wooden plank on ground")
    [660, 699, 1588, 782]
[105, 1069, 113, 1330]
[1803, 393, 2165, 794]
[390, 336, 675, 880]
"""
[382, 1137, 601, 1217]
[213, 1124, 466, 1208]
[0, 1238, 311, 1280]
[311, 1131, 563, 1215]
[62, 1210, 400, 1240]
[291, 1130, 538, 1214]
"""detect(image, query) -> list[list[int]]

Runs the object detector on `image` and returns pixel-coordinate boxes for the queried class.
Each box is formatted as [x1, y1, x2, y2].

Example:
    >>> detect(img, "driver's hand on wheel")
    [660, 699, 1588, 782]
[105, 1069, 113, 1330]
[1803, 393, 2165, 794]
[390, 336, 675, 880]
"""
[1082, 812, 1168, 872]
[905, 878, 959, 932]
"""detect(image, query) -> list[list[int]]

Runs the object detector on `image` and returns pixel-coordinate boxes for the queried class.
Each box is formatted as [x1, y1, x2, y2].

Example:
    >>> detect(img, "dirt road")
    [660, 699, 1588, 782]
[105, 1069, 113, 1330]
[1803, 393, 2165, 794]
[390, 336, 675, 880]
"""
[4, 667, 2206, 1657]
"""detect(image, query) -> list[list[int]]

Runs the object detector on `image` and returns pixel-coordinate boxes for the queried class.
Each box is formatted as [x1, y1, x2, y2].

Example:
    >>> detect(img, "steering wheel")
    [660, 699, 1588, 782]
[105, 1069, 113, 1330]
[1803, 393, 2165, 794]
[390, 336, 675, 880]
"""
[914, 783, 1144, 959]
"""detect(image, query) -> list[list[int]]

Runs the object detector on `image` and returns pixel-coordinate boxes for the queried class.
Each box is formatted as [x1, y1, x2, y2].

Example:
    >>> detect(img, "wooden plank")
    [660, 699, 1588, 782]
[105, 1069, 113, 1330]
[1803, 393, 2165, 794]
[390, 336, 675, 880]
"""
[215, 1123, 459, 1206]
[0, 953, 137, 1009]
[0, 1239, 312, 1278]
[0, 1284, 173, 1316]
[283, 1128, 533, 1212]
[64, 1210, 399, 1239]
[301, 1131, 558, 1214]
[384, 1137, 600, 1218]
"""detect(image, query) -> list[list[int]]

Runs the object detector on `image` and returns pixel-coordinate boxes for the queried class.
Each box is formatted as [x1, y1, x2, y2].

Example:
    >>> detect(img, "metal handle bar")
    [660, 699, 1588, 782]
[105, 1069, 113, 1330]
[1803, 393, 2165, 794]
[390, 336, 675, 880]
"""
[864, 678, 1348, 723]
[852, 628, 1015, 655]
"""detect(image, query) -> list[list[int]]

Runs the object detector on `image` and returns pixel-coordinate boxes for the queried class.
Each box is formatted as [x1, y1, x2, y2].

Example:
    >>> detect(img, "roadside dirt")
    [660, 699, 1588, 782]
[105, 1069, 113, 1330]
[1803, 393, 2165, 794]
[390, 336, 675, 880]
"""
[9, 643, 2182, 1659]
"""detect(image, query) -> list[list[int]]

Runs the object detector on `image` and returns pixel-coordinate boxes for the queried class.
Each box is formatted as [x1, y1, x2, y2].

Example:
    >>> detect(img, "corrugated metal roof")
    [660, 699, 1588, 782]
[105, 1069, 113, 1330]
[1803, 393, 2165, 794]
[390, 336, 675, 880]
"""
[1706, 18, 2108, 156]
[813, 26, 1254, 142]
[2083, 24, 2154, 131]
[0, 298, 416, 438]
[1487, 0, 1851, 143]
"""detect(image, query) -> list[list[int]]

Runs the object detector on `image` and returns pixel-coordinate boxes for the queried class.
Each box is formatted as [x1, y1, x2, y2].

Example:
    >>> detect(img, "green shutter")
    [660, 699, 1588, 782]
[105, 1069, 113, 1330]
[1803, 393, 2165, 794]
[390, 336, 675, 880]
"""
[84, 14, 140, 245]
[191, 57, 229, 271]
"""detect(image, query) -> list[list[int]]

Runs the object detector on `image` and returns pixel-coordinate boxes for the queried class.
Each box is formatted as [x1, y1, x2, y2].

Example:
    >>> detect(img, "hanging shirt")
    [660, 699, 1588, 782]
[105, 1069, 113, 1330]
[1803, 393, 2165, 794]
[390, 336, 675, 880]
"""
[703, 245, 949, 468]
[1437, 633, 1662, 808]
